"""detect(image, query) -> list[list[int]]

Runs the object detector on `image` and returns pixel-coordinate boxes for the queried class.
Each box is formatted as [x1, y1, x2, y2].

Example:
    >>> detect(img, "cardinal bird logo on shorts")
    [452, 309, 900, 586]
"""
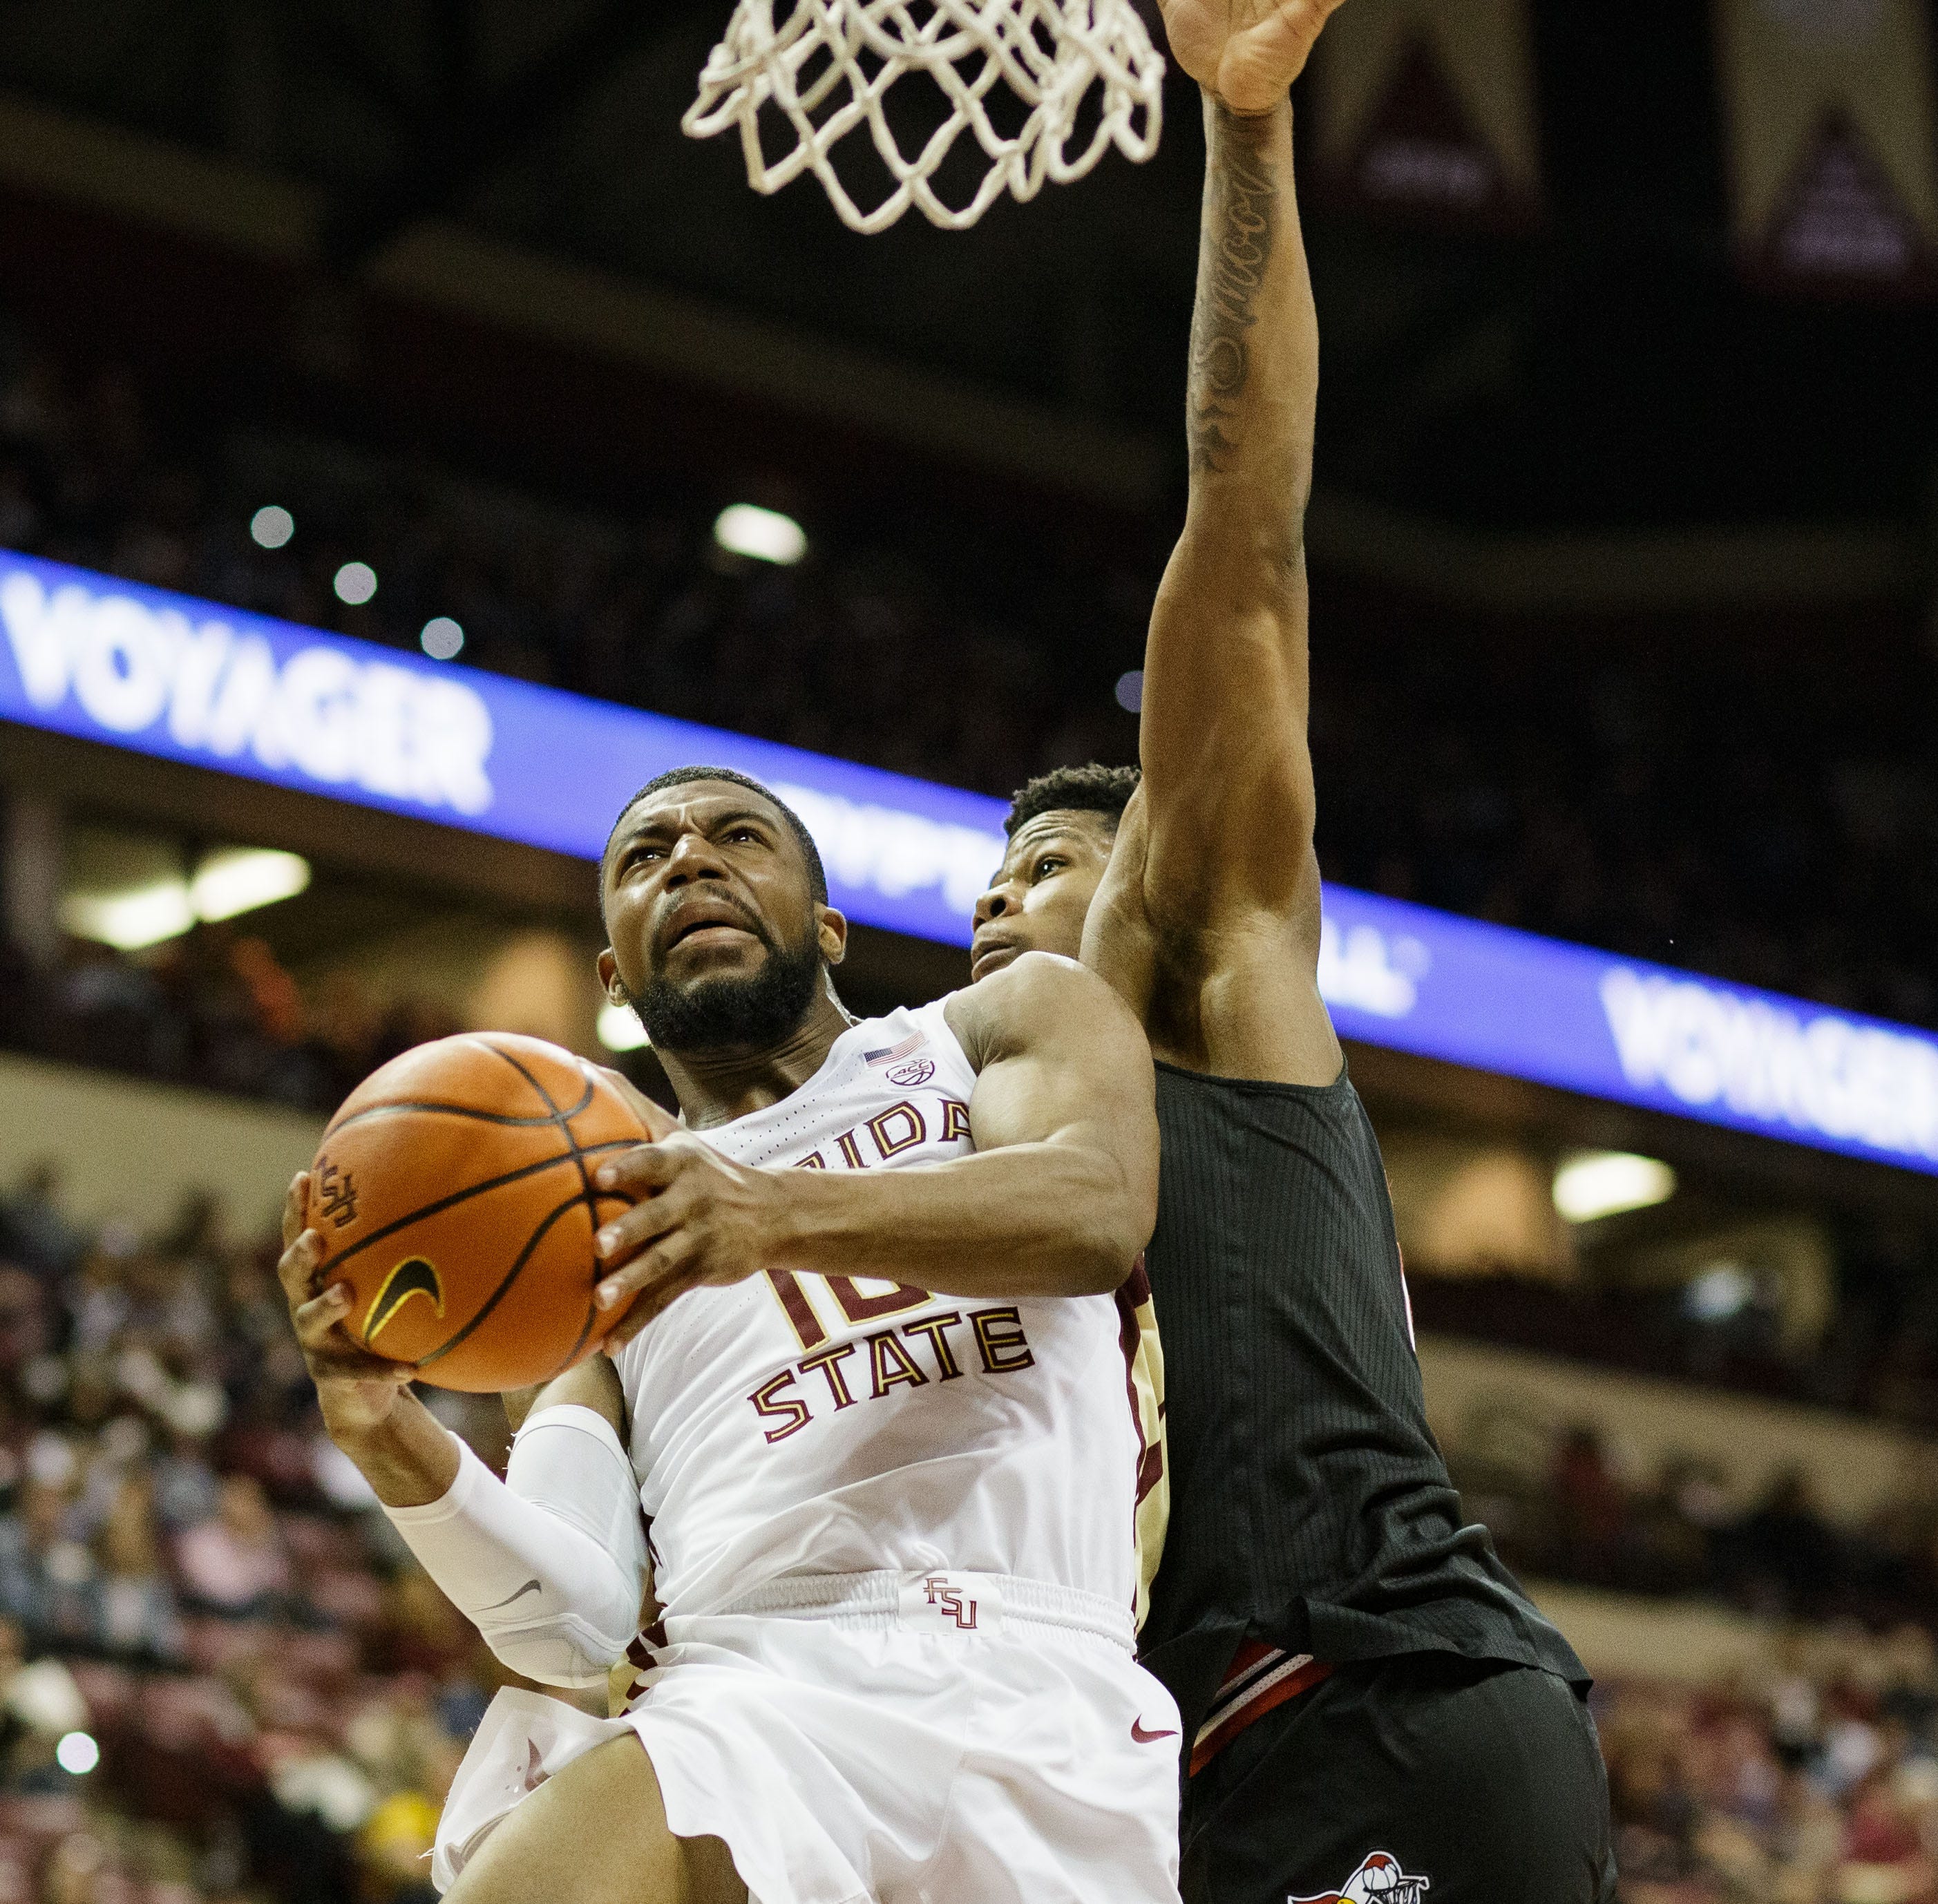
[1290, 1851, 1430, 1904]
[363, 1256, 445, 1346]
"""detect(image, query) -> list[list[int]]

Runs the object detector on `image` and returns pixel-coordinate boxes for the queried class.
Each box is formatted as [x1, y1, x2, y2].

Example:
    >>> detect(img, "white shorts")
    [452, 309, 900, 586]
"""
[434, 1570, 1184, 1904]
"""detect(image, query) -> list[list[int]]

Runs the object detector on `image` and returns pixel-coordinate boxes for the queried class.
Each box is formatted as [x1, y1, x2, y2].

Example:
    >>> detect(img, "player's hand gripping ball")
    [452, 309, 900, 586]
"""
[305, 1034, 676, 1392]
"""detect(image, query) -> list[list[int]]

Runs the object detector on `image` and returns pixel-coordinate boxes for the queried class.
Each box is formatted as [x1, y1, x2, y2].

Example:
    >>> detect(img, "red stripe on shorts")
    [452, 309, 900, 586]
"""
[1188, 1641, 1333, 1777]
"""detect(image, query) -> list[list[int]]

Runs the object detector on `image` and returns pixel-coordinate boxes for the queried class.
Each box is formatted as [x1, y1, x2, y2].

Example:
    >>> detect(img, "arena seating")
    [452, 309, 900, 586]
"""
[1598, 1626, 1938, 1903]
[2, 1164, 1936, 1900]
[0, 1168, 516, 1904]
[1, 316, 1933, 1038]
[0, 923, 463, 1117]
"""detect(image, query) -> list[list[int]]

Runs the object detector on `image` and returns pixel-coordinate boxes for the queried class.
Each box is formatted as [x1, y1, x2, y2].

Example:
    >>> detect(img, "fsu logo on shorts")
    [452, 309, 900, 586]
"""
[922, 1573, 979, 1628]
[1291, 1851, 1430, 1904]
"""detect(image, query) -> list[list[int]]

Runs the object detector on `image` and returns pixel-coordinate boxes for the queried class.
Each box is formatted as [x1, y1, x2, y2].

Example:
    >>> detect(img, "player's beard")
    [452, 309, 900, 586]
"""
[629, 925, 824, 1054]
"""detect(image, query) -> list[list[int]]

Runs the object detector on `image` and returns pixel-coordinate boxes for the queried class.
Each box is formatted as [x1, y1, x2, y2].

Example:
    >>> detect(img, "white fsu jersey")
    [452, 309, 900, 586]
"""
[613, 998, 1161, 1623]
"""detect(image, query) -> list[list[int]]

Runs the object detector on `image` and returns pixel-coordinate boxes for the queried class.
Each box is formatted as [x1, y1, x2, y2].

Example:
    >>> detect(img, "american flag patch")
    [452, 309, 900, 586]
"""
[865, 1032, 925, 1067]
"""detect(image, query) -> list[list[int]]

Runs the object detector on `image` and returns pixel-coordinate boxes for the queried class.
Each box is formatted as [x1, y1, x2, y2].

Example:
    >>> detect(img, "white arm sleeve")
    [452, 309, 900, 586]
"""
[381, 1405, 648, 1689]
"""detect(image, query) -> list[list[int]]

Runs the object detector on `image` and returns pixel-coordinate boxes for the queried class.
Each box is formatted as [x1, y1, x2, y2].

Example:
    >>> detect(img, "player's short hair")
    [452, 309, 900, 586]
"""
[1004, 763, 1141, 839]
[603, 765, 830, 906]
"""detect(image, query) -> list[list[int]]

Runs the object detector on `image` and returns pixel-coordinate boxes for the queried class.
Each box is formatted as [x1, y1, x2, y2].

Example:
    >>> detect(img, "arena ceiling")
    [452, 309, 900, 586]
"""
[1, 0, 1936, 539]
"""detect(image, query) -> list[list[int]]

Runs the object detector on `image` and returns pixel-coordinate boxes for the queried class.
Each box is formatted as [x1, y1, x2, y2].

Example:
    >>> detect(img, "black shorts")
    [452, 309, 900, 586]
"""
[1180, 1654, 1617, 1904]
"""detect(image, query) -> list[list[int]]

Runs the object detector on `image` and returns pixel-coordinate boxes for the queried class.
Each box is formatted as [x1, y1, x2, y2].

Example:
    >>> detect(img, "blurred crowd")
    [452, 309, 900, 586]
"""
[0, 1165, 522, 1904]
[0, 924, 461, 1116]
[1454, 1413, 1938, 1637]
[1, 324, 1935, 1036]
[1413, 1253, 1938, 1434]
[8, 1165, 1938, 1901]
[0, 1181, 1907, 1894]
[0, 331, 1130, 815]
[1602, 1627, 1938, 1903]
[1311, 611, 1938, 1035]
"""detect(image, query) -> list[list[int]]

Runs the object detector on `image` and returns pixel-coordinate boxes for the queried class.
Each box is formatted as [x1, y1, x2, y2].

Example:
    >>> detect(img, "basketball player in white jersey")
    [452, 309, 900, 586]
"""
[274, 763, 1181, 1904]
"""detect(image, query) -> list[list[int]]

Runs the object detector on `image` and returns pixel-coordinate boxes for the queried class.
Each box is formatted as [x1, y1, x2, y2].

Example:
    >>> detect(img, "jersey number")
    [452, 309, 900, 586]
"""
[764, 1270, 931, 1351]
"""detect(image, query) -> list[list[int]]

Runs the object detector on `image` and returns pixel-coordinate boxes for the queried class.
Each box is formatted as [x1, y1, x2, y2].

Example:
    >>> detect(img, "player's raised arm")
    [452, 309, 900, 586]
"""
[589, 952, 1158, 1337]
[1123, 0, 1345, 1079]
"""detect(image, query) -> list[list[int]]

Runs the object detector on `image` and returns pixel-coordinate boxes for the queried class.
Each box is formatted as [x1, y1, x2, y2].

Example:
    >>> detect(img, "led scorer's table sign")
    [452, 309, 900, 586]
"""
[4, 548, 1936, 1179]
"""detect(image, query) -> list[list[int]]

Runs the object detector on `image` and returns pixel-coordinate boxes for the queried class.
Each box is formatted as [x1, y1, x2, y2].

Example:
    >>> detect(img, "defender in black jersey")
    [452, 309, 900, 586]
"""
[969, 2, 1615, 1898]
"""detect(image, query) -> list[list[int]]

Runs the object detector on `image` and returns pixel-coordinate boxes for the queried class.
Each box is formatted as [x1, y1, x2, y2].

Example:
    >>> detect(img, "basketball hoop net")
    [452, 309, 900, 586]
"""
[683, 0, 1166, 234]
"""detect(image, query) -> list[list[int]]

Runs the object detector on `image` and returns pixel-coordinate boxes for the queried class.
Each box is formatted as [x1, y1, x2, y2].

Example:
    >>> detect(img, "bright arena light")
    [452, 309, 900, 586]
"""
[1686, 1262, 1756, 1322]
[334, 561, 379, 604]
[190, 848, 312, 922]
[249, 505, 294, 549]
[1552, 1150, 1678, 1224]
[714, 504, 807, 566]
[1114, 669, 1143, 712]
[55, 1731, 99, 1776]
[59, 882, 194, 951]
[597, 1000, 649, 1052]
[61, 850, 312, 950]
[421, 616, 465, 660]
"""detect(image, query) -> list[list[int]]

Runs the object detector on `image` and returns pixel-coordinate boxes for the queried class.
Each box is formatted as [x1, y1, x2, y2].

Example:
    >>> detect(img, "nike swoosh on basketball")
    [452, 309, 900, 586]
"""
[1131, 1720, 1179, 1742]
[481, 1579, 543, 1612]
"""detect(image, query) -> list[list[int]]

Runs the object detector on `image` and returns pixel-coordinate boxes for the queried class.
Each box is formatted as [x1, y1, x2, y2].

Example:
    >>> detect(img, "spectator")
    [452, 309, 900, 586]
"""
[1738, 1471, 1847, 1621]
[0, 1168, 84, 1282]
[0, 1478, 89, 1648]
[90, 1477, 181, 1663]
[1606, 1703, 1703, 1887]
[1551, 1425, 1630, 1589]
[149, 1422, 221, 1536]
[1839, 1764, 1934, 1898]
[175, 1477, 289, 1621]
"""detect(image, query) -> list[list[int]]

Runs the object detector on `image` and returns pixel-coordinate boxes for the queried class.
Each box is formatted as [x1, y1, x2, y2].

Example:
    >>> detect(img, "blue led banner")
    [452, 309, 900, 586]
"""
[5, 549, 1935, 1175]
[0, 551, 1001, 947]
[1315, 889, 1938, 1177]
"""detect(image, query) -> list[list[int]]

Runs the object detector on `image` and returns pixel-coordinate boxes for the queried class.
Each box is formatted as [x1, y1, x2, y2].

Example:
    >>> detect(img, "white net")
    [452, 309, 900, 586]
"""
[683, 0, 1166, 234]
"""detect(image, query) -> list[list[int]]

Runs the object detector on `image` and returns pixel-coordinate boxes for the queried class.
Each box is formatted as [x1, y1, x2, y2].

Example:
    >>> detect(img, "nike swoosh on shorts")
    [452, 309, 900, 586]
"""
[482, 1579, 544, 1612]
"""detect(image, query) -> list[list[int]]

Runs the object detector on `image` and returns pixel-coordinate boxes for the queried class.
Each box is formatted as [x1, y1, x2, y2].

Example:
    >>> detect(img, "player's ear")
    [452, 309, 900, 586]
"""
[596, 948, 625, 1002]
[815, 904, 848, 968]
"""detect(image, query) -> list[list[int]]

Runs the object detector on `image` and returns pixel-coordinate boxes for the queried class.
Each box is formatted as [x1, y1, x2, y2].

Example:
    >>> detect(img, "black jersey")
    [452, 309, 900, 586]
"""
[1138, 1060, 1586, 1745]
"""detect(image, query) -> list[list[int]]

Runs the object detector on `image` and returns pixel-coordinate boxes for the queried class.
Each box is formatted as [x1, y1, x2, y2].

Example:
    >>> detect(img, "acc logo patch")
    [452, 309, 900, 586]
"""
[363, 1256, 445, 1346]
[1291, 1851, 1430, 1904]
[887, 1058, 935, 1087]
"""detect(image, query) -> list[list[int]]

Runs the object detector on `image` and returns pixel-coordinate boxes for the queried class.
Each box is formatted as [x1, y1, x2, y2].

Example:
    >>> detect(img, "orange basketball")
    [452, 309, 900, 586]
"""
[306, 1033, 660, 1393]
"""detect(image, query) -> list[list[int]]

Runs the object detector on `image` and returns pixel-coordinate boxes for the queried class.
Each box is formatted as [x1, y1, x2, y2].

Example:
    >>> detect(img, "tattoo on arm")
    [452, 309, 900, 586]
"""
[1188, 111, 1280, 475]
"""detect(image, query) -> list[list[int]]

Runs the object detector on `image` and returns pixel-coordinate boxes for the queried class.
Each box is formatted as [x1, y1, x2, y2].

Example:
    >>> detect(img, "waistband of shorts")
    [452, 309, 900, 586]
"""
[704, 1570, 1137, 1650]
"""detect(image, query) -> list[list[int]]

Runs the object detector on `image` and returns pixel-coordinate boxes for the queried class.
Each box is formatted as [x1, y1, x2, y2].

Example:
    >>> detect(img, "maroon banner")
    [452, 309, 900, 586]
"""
[1309, 0, 1541, 231]
[1717, 0, 1938, 297]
